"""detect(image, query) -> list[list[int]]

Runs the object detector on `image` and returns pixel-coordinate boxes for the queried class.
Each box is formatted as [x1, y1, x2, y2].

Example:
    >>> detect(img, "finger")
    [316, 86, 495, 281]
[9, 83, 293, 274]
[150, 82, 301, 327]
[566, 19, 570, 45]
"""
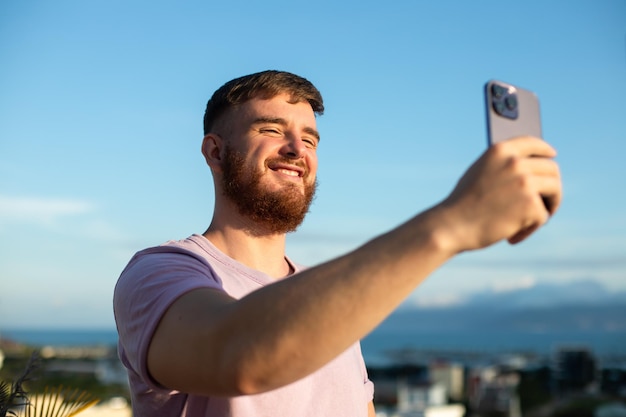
[542, 185, 563, 216]
[508, 222, 540, 245]
[501, 155, 561, 214]
[522, 157, 561, 177]
[532, 175, 562, 215]
[493, 136, 557, 159]
[507, 173, 561, 244]
[507, 199, 549, 244]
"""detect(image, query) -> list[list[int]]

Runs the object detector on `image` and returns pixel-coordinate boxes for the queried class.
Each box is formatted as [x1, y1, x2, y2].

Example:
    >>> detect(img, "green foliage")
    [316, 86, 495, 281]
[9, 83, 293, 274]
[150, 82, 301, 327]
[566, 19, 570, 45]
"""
[18, 386, 98, 417]
[0, 351, 98, 417]
[0, 352, 35, 417]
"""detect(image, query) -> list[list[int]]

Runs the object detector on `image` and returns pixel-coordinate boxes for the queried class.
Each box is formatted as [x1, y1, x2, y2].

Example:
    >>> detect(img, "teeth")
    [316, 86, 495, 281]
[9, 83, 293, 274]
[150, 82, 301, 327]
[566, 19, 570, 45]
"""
[277, 168, 299, 177]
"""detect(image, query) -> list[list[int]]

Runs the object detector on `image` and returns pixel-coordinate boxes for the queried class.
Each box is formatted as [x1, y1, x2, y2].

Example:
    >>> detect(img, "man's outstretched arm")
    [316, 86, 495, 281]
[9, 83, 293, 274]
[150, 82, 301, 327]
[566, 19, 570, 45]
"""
[147, 136, 561, 396]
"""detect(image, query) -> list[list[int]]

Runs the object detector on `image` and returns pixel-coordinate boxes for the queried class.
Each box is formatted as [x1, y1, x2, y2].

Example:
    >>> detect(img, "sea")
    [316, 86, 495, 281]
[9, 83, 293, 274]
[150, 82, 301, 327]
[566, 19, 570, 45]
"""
[2, 327, 625, 367]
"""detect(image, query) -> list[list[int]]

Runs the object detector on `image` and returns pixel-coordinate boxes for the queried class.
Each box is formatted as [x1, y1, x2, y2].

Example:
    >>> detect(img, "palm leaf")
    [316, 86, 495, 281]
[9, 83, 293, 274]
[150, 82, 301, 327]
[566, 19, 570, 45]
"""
[18, 386, 98, 417]
[0, 381, 11, 415]
[1, 380, 29, 417]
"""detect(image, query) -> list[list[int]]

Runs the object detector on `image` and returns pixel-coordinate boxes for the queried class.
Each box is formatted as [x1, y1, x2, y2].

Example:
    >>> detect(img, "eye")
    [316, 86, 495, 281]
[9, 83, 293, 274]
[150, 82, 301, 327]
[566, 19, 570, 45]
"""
[259, 127, 282, 136]
[303, 137, 318, 149]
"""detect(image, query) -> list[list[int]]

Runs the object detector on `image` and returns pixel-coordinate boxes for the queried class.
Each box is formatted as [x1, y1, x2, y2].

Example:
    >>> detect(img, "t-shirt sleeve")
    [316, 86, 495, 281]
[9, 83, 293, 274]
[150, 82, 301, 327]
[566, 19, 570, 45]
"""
[113, 248, 223, 388]
[357, 342, 375, 403]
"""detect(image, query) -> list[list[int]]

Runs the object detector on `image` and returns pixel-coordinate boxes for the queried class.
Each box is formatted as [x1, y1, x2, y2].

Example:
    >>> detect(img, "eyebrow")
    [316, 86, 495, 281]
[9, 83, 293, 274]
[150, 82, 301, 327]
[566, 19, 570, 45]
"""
[252, 117, 321, 142]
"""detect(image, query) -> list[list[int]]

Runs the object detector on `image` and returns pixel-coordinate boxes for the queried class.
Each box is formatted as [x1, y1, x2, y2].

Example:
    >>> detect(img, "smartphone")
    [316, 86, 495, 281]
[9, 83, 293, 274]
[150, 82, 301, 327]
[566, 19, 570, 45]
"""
[484, 80, 542, 146]
[485, 80, 552, 211]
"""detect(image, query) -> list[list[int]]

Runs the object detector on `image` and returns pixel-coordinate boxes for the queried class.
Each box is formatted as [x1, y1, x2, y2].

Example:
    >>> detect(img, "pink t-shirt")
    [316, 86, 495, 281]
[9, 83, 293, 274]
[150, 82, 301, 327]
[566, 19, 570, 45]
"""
[114, 234, 374, 417]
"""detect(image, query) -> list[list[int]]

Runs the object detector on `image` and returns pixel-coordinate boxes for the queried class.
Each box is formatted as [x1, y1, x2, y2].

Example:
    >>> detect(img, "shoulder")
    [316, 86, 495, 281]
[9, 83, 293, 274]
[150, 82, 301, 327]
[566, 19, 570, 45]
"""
[114, 235, 223, 313]
[118, 235, 217, 279]
[114, 236, 225, 376]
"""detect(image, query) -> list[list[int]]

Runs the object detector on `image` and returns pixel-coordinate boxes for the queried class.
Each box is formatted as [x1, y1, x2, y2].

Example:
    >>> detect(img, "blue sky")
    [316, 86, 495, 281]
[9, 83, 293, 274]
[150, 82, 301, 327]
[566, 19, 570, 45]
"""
[1, 0, 625, 328]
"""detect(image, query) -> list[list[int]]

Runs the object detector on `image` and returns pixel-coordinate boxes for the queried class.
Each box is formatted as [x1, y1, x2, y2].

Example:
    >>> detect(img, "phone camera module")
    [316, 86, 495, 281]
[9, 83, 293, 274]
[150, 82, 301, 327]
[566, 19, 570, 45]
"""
[491, 83, 519, 120]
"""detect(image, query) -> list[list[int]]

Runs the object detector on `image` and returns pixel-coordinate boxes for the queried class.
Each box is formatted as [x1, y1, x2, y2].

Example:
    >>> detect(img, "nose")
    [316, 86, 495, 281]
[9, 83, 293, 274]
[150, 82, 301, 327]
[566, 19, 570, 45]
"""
[280, 133, 307, 159]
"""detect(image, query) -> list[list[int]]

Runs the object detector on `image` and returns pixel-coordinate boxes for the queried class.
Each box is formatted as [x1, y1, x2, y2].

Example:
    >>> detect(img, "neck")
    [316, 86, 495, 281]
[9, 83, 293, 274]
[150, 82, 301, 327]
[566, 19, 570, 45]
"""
[203, 221, 292, 279]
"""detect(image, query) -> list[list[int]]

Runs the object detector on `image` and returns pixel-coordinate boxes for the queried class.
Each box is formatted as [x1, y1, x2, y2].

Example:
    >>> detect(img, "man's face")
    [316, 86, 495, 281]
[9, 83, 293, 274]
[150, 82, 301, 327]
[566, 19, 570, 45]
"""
[217, 94, 320, 234]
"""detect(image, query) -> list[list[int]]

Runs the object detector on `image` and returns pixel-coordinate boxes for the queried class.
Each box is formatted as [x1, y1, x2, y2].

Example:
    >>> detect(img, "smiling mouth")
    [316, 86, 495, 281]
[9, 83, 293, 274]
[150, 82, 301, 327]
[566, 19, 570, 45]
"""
[275, 168, 301, 177]
[268, 162, 305, 178]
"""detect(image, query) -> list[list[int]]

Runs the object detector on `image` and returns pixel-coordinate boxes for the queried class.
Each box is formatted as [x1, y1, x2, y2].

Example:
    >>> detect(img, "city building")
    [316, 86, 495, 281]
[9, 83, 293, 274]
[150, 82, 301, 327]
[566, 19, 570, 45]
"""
[553, 346, 597, 396]
[429, 360, 464, 402]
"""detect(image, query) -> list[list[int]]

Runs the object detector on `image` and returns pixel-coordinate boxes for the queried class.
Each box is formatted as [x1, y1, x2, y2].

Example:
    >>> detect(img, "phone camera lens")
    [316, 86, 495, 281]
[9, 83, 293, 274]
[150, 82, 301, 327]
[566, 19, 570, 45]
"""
[492, 84, 505, 98]
[493, 101, 506, 115]
[505, 95, 518, 110]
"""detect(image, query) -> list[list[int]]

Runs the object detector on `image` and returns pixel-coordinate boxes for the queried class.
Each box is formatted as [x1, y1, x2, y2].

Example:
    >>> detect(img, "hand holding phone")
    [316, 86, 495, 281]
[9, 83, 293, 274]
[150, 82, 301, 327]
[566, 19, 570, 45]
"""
[484, 80, 555, 214]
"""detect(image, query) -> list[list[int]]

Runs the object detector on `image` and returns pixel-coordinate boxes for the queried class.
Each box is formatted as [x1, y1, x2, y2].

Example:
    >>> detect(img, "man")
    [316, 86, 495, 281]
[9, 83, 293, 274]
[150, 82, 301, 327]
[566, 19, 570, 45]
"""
[114, 70, 562, 416]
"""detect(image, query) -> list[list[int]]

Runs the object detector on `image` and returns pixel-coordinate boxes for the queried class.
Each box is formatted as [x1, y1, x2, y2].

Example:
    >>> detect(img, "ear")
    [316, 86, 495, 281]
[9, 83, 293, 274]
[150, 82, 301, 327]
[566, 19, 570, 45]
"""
[201, 133, 224, 172]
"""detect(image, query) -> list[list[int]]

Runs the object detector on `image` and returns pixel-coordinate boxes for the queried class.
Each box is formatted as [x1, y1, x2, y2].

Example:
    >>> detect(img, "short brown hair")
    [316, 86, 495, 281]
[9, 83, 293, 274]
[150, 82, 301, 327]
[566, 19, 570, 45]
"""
[203, 70, 324, 135]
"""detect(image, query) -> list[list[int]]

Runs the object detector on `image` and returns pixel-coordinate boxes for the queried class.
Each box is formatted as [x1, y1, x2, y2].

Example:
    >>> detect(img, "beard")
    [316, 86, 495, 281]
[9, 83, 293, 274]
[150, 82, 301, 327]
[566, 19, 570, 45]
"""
[221, 145, 317, 235]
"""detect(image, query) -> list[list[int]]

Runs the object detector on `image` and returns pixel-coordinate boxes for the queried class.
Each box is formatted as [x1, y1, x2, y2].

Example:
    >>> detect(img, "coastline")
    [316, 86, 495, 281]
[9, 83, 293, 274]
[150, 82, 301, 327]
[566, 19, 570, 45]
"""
[2, 327, 625, 366]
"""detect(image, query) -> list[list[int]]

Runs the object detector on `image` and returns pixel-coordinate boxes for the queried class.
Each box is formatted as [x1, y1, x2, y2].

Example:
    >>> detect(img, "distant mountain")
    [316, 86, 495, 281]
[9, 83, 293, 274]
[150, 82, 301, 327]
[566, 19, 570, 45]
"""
[461, 279, 626, 310]
[381, 280, 626, 333]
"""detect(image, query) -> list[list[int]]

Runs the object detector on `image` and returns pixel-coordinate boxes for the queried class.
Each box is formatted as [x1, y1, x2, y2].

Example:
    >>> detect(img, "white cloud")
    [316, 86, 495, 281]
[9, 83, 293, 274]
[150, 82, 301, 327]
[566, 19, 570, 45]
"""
[490, 275, 536, 293]
[405, 293, 466, 309]
[0, 195, 95, 226]
[80, 219, 130, 242]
